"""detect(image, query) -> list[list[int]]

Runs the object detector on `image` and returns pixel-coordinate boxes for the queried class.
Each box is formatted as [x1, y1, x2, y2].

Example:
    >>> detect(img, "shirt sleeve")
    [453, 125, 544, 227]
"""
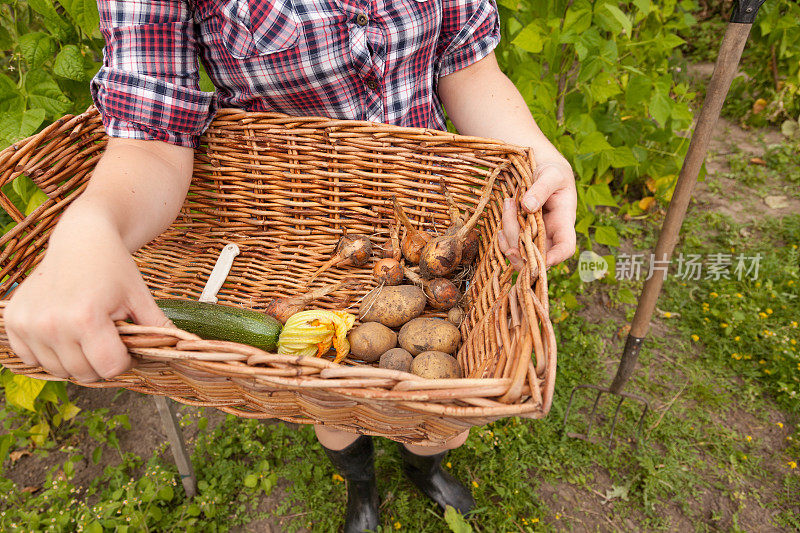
[435, 0, 501, 79]
[90, 0, 217, 148]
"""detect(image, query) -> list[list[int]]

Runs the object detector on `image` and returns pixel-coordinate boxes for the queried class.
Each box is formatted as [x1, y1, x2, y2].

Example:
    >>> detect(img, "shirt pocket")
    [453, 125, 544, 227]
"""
[220, 0, 301, 59]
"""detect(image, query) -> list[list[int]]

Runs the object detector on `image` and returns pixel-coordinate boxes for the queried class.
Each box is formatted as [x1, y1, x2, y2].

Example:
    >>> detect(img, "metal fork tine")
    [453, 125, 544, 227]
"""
[584, 389, 604, 438]
[607, 395, 626, 449]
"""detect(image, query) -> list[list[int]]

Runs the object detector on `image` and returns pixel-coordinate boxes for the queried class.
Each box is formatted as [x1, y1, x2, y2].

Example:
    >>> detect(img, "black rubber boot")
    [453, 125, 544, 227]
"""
[322, 435, 379, 533]
[398, 445, 475, 515]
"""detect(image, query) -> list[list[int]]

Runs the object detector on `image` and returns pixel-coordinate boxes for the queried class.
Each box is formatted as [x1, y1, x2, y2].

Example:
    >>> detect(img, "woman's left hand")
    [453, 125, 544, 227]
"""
[499, 158, 577, 270]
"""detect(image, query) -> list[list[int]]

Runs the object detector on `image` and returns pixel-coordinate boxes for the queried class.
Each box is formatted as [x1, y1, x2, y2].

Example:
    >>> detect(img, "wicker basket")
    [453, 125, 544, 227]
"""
[0, 107, 555, 445]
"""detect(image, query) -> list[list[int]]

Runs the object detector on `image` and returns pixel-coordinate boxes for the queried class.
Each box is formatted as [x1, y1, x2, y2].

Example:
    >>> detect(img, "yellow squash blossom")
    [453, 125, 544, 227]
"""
[277, 310, 356, 363]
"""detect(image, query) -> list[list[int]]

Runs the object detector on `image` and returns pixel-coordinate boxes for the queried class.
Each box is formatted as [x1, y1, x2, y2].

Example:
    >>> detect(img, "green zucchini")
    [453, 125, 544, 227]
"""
[156, 299, 281, 351]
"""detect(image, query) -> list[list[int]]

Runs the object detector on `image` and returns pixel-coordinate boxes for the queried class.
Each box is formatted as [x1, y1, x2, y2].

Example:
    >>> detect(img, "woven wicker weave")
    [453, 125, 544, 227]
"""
[0, 107, 556, 445]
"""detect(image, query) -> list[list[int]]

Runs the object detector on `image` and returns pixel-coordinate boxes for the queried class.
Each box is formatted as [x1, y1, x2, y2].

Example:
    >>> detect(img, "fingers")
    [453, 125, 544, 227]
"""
[80, 319, 132, 379]
[5, 327, 38, 368]
[500, 198, 525, 271]
[127, 281, 173, 328]
[522, 162, 573, 214]
[545, 223, 577, 267]
[24, 338, 70, 379]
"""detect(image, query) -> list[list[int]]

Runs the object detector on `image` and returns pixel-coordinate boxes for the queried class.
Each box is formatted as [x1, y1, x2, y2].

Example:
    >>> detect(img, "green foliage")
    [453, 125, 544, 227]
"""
[496, 0, 699, 251]
[684, 1, 800, 128]
[0, 0, 103, 148]
[0, 370, 78, 457]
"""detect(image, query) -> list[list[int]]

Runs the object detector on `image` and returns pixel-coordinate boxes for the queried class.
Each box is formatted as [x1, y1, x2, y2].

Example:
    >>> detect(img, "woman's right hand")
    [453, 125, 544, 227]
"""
[4, 210, 172, 383]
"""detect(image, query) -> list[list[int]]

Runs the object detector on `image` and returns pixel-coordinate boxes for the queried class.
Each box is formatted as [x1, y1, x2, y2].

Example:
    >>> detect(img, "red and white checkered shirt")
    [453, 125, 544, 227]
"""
[91, 0, 500, 148]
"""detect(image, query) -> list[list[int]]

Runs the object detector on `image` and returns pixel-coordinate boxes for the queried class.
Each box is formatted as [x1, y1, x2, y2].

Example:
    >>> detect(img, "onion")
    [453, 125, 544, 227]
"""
[373, 258, 403, 286]
[392, 196, 430, 264]
[266, 281, 349, 324]
[447, 306, 465, 326]
[460, 228, 480, 266]
[403, 266, 461, 310]
[419, 165, 504, 278]
[307, 233, 372, 284]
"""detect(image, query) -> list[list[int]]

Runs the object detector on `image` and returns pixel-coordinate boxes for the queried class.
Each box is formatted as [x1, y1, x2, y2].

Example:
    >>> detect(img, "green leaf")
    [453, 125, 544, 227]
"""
[625, 74, 652, 108]
[575, 214, 593, 237]
[4, 374, 47, 411]
[562, 5, 593, 35]
[27, 0, 73, 40]
[660, 33, 686, 50]
[611, 146, 638, 168]
[19, 33, 56, 70]
[59, 0, 100, 37]
[0, 74, 24, 113]
[444, 505, 474, 533]
[585, 183, 619, 208]
[37, 381, 61, 404]
[594, 225, 620, 247]
[649, 91, 672, 127]
[85, 521, 103, 533]
[92, 447, 102, 463]
[617, 287, 637, 304]
[25, 189, 49, 215]
[0, 25, 12, 51]
[26, 70, 72, 118]
[157, 485, 174, 501]
[578, 131, 613, 154]
[244, 474, 258, 488]
[603, 5, 633, 35]
[58, 402, 81, 422]
[589, 72, 622, 104]
[29, 422, 50, 447]
[54, 45, 89, 81]
[512, 22, 545, 53]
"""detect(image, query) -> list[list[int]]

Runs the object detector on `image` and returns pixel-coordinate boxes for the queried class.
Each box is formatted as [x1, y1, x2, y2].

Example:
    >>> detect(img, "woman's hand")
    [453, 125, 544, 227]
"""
[3, 210, 172, 383]
[499, 158, 577, 270]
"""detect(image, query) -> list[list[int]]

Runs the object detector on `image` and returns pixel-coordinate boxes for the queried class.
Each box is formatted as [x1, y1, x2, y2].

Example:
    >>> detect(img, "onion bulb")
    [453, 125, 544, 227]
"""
[392, 196, 430, 264]
[373, 258, 403, 286]
[403, 266, 461, 310]
[419, 165, 504, 278]
[266, 281, 349, 324]
[307, 233, 372, 284]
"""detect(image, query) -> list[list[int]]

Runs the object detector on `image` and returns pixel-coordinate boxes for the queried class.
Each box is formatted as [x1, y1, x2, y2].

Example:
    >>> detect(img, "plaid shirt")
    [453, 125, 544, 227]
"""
[91, 0, 500, 148]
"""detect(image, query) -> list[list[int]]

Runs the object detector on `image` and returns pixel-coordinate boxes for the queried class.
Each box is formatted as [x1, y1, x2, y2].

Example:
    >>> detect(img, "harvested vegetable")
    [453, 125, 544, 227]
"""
[447, 306, 464, 326]
[265, 281, 349, 323]
[392, 196, 430, 264]
[373, 258, 403, 286]
[379, 348, 413, 372]
[308, 233, 372, 284]
[398, 317, 461, 356]
[403, 266, 461, 310]
[348, 322, 397, 362]
[410, 351, 462, 379]
[359, 284, 426, 328]
[460, 228, 480, 265]
[157, 299, 281, 351]
[277, 309, 356, 363]
[418, 166, 503, 278]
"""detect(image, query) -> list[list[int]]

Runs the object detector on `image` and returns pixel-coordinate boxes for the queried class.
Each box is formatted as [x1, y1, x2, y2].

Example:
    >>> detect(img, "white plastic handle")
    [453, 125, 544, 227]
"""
[198, 243, 240, 303]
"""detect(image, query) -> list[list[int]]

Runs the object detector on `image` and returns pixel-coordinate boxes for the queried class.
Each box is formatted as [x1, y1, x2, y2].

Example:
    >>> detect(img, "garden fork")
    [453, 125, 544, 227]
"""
[563, 0, 766, 448]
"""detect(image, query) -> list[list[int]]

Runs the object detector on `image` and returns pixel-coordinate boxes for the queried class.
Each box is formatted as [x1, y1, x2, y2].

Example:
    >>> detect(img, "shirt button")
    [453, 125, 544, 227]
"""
[356, 13, 368, 26]
[366, 80, 378, 90]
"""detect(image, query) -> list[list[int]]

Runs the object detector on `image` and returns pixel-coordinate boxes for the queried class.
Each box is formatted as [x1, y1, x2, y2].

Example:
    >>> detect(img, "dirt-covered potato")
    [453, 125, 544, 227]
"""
[359, 285, 426, 328]
[398, 317, 461, 356]
[348, 322, 397, 362]
[410, 351, 462, 379]
[378, 348, 413, 372]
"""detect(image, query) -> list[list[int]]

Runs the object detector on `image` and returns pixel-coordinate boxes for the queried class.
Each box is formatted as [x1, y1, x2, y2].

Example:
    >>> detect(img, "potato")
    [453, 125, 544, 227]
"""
[348, 322, 397, 362]
[359, 285, 426, 328]
[398, 317, 461, 356]
[410, 351, 462, 379]
[378, 348, 413, 372]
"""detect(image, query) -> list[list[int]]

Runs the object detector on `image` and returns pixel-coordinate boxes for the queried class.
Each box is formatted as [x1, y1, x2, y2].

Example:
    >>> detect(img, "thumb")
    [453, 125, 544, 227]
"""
[127, 281, 174, 328]
[522, 165, 565, 213]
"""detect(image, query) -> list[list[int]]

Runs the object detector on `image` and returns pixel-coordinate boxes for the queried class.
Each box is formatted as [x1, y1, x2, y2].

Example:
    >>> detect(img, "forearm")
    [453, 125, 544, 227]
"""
[46, 138, 194, 257]
[438, 52, 567, 165]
